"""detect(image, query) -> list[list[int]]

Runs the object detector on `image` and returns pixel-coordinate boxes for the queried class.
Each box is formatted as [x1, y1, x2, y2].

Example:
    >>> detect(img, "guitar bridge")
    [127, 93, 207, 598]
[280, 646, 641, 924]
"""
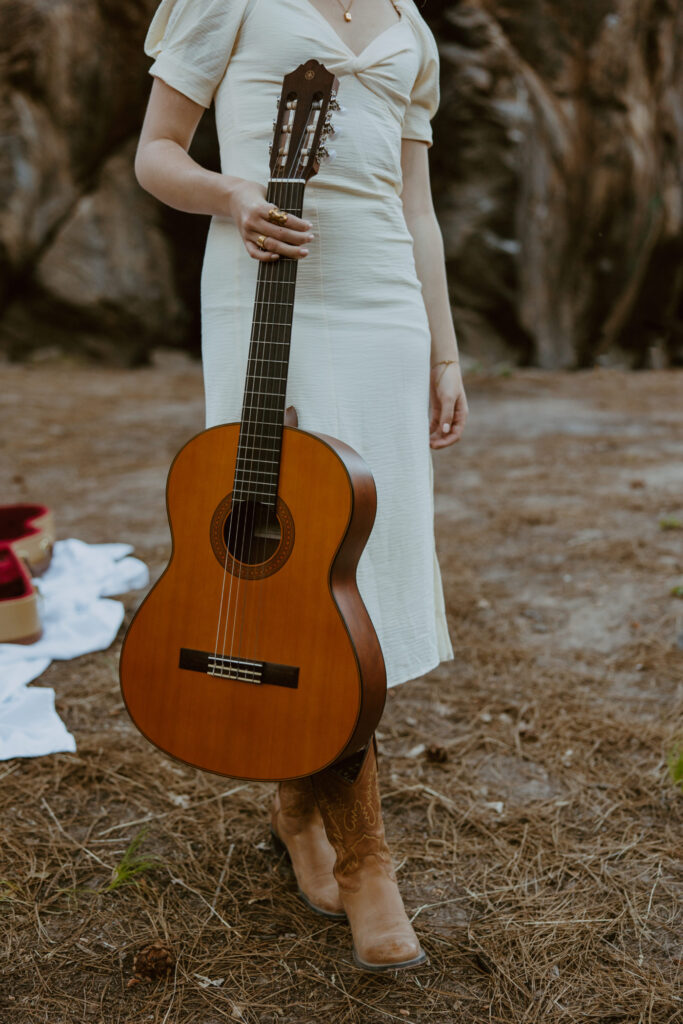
[179, 648, 299, 689]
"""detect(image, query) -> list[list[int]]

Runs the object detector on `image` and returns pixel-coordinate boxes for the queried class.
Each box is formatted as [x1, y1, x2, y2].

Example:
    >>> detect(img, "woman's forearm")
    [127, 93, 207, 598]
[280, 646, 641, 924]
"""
[134, 138, 244, 218]
[405, 209, 460, 365]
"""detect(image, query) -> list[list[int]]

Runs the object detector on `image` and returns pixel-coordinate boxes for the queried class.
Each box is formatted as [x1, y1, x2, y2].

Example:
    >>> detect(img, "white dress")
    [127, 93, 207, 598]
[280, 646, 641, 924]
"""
[144, 0, 454, 687]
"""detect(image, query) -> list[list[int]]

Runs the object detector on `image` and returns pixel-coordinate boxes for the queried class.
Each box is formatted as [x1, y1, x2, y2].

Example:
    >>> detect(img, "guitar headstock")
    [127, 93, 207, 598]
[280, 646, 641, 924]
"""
[269, 60, 340, 181]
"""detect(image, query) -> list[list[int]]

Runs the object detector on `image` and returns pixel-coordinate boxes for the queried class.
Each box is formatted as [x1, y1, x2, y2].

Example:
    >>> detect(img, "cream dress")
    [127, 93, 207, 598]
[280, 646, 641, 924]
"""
[144, 0, 454, 687]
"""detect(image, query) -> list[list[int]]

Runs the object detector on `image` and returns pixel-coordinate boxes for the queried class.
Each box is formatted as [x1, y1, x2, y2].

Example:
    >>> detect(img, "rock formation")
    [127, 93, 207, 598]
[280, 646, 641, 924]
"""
[1, 0, 682, 367]
[427, 0, 683, 368]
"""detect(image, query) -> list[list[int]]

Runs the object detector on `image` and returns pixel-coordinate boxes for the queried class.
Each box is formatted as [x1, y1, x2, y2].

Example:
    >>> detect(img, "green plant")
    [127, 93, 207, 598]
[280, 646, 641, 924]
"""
[659, 517, 683, 531]
[666, 741, 683, 794]
[101, 828, 157, 893]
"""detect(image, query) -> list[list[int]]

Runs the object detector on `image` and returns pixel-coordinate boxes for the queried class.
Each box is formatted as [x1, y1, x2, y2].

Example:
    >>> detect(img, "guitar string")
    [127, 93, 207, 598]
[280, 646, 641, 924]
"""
[232, 98, 328, 674]
[235, 164, 291, 663]
[219, 237, 274, 670]
[217, 102, 312, 675]
[240, 167, 295, 663]
[211, 154, 279, 675]
[247, 165, 309, 662]
[213, 161, 283, 674]
[234, 110, 319, 667]
[228, 111, 313, 670]
[216, 121, 299, 671]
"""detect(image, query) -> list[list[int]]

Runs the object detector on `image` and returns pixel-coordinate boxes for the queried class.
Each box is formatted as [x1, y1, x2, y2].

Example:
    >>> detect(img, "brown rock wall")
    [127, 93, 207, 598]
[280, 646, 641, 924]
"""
[426, 0, 683, 367]
[1, 0, 682, 367]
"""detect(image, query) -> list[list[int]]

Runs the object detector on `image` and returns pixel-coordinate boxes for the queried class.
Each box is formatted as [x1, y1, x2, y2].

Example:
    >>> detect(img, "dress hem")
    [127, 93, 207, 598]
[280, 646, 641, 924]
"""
[386, 645, 454, 690]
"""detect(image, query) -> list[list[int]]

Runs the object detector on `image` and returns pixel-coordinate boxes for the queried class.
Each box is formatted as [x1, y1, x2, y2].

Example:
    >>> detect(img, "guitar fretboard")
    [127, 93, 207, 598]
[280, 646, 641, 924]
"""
[234, 178, 306, 504]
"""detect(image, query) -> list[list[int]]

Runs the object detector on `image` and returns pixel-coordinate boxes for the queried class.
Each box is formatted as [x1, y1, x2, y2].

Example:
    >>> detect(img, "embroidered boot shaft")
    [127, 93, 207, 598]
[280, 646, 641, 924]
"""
[311, 735, 427, 972]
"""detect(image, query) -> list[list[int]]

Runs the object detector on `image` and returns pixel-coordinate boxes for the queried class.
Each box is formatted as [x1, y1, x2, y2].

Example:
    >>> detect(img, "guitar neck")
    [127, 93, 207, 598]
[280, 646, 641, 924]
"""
[234, 178, 306, 505]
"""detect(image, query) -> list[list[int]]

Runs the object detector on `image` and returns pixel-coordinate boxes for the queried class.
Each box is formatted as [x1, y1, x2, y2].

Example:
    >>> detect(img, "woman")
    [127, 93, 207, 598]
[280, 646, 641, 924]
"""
[135, 0, 468, 973]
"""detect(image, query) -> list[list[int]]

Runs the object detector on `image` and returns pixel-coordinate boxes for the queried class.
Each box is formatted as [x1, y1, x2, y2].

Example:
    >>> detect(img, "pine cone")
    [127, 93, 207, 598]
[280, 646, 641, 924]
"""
[127, 939, 174, 987]
[425, 744, 449, 764]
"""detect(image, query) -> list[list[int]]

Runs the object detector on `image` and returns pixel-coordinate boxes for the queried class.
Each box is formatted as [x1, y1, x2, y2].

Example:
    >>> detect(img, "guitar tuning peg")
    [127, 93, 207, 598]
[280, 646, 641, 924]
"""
[318, 146, 336, 162]
[328, 98, 341, 111]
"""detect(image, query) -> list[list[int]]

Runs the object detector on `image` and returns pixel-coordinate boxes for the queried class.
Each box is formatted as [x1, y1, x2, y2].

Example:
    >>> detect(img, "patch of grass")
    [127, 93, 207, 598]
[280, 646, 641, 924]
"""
[667, 740, 683, 794]
[659, 516, 683, 530]
[671, 583, 683, 598]
[100, 828, 157, 893]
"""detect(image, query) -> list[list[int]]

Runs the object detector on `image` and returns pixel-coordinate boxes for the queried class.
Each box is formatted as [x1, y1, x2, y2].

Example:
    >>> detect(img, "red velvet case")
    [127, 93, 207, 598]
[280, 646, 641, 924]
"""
[0, 504, 54, 644]
[0, 545, 42, 644]
[0, 503, 55, 577]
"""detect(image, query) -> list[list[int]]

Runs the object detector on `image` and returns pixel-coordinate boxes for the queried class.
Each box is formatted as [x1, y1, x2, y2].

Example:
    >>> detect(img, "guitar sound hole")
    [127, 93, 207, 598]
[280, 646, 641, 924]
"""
[223, 501, 282, 565]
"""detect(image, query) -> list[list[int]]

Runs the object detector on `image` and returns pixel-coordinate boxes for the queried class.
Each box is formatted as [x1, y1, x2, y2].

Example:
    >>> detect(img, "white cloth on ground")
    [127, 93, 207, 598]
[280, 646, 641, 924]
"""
[0, 539, 149, 761]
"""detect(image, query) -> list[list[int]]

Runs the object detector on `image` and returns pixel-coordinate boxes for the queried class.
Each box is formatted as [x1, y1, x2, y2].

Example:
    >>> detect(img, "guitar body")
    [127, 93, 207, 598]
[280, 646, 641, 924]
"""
[120, 423, 386, 781]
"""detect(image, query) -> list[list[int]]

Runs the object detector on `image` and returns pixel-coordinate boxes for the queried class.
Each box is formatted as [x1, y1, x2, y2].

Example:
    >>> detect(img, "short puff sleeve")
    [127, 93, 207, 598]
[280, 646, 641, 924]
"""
[401, 17, 440, 146]
[144, 0, 249, 108]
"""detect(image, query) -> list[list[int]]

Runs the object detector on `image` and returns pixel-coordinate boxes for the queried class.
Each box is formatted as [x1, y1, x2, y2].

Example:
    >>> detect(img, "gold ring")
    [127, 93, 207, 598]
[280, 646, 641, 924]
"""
[267, 206, 288, 226]
[256, 234, 268, 250]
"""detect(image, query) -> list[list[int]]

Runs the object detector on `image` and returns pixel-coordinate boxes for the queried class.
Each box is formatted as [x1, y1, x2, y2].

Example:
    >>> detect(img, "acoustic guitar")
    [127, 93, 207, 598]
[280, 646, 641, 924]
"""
[120, 60, 386, 781]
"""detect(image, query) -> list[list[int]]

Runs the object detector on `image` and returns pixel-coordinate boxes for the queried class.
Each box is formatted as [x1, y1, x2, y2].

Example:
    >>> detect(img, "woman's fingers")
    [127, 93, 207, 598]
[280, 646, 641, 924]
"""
[249, 231, 310, 260]
[258, 203, 311, 232]
[256, 210, 312, 243]
[451, 395, 469, 439]
[430, 391, 468, 449]
[245, 239, 280, 262]
[242, 202, 313, 260]
[429, 395, 455, 443]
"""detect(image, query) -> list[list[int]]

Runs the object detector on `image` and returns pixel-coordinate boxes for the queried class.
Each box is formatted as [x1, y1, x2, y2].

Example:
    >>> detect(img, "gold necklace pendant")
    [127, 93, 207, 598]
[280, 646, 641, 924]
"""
[334, 0, 355, 22]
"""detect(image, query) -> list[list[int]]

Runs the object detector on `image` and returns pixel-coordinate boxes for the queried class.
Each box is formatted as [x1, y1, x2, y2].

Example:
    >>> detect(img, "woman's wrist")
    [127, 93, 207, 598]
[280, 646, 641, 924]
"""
[217, 174, 249, 220]
[431, 354, 460, 369]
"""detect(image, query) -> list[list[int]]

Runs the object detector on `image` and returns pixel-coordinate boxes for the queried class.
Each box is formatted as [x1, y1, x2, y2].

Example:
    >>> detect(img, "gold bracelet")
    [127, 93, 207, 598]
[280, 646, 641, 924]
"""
[431, 358, 460, 386]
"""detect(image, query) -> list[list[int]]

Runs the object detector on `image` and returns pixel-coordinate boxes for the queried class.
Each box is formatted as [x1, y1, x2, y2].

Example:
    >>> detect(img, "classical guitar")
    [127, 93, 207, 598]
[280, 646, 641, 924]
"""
[120, 60, 386, 781]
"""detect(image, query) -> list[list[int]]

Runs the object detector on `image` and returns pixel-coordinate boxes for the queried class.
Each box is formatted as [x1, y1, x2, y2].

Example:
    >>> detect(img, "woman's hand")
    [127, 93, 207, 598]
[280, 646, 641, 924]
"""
[429, 361, 469, 449]
[227, 179, 314, 262]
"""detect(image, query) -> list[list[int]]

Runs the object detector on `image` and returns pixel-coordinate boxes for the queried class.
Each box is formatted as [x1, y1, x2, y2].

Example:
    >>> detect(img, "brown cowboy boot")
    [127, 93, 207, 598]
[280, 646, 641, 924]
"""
[311, 735, 427, 972]
[270, 776, 346, 919]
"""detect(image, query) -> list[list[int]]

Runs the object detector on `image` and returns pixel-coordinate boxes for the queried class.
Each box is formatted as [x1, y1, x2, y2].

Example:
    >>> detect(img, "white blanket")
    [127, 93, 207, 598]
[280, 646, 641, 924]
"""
[0, 538, 149, 760]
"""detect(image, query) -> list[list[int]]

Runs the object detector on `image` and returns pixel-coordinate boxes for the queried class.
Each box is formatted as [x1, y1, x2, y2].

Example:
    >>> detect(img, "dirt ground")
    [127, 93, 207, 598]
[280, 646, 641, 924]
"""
[1, 352, 682, 1024]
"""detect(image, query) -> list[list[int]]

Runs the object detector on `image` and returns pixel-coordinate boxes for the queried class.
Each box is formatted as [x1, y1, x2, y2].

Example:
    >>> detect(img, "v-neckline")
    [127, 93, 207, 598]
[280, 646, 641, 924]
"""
[297, 0, 406, 60]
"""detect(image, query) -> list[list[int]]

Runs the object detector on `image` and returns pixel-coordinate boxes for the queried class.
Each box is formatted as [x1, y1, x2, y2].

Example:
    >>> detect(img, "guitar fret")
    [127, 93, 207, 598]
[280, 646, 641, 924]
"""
[245, 374, 288, 382]
[235, 468, 279, 478]
[248, 343, 290, 350]
[240, 408, 284, 416]
[242, 392, 287, 399]
[247, 358, 289, 365]
[251, 320, 295, 327]
[235, 460, 278, 468]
